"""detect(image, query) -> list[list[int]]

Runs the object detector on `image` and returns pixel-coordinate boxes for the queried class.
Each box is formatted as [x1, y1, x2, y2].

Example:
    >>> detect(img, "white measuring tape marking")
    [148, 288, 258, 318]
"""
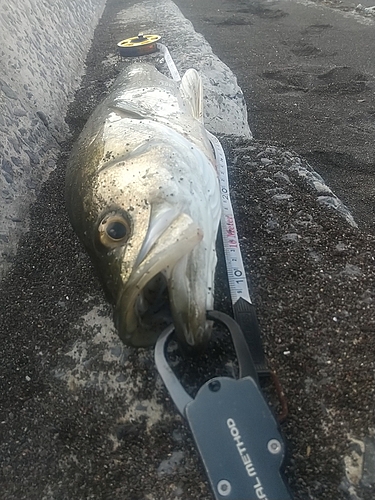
[160, 43, 251, 307]
[206, 132, 252, 305]
[157, 43, 181, 82]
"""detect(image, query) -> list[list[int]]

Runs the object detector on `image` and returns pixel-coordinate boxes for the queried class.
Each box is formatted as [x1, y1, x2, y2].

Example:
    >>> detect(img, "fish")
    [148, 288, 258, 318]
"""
[65, 63, 221, 347]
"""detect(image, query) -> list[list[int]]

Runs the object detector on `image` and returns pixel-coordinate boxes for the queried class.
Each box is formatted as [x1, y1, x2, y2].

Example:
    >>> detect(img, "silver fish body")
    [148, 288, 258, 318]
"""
[66, 63, 221, 347]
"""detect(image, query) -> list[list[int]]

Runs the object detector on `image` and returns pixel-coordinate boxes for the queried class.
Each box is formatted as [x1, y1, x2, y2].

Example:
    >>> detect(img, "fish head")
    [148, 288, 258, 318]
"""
[86, 145, 217, 348]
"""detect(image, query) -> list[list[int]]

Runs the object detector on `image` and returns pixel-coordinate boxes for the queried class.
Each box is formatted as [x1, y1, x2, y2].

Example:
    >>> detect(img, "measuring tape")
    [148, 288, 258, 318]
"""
[156, 43, 181, 82]
[206, 131, 252, 305]
[117, 33, 161, 57]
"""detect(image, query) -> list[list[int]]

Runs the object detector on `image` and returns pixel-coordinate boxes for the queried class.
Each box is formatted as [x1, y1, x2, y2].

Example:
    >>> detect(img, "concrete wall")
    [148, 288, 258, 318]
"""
[0, 0, 107, 276]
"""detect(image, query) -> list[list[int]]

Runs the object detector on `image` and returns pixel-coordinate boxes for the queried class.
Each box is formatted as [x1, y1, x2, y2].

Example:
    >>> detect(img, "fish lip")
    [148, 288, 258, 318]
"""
[167, 253, 213, 347]
[115, 213, 205, 347]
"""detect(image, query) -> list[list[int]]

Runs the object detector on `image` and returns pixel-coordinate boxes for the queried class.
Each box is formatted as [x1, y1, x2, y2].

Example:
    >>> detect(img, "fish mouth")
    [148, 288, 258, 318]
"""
[115, 212, 211, 347]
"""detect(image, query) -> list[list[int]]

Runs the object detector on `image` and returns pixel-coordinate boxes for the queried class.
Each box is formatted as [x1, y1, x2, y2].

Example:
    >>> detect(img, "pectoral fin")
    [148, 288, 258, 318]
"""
[180, 69, 204, 122]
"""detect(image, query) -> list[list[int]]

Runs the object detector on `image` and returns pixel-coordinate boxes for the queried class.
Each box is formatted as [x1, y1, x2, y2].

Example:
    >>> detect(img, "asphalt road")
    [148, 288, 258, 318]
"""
[173, 0, 375, 232]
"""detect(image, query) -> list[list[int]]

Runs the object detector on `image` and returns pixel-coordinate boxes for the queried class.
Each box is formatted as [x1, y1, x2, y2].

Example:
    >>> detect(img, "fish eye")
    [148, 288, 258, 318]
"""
[98, 212, 131, 248]
[106, 221, 128, 240]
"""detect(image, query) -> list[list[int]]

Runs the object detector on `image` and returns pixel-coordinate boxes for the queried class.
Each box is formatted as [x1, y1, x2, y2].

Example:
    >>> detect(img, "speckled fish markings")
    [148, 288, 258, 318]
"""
[66, 63, 221, 347]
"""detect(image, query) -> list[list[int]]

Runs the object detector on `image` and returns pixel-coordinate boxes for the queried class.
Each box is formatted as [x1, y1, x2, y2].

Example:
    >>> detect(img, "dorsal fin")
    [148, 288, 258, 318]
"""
[180, 68, 203, 122]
